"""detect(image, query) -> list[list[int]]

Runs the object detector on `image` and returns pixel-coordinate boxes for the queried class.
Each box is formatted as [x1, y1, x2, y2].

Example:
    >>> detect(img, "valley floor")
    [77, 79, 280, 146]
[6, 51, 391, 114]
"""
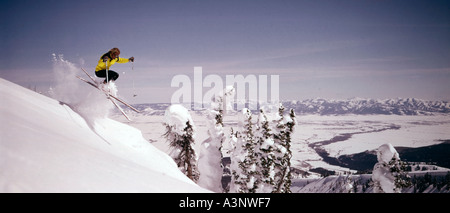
[112, 110, 450, 192]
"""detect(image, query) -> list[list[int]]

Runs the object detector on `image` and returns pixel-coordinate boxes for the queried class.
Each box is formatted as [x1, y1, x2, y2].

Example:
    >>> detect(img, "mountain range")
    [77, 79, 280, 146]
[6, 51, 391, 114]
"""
[125, 98, 450, 116]
[284, 98, 450, 115]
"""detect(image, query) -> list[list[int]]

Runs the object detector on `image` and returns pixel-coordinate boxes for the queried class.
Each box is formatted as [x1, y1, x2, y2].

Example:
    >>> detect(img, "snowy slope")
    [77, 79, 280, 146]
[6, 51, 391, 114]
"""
[0, 78, 209, 192]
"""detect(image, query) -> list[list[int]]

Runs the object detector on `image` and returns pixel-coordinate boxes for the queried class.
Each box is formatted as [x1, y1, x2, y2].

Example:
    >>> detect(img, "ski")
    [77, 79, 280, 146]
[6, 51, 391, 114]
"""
[76, 76, 132, 121]
[109, 96, 131, 121]
[108, 92, 141, 113]
[81, 67, 97, 83]
[79, 68, 141, 113]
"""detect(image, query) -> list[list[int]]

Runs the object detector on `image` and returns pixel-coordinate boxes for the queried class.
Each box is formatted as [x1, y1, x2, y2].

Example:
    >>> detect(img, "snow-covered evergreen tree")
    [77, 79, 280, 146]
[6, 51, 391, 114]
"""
[229, 124, 245, 192]
[372, 143, 411, 193]
[255, 109, 276, 193]
[272, 104, 296, 193]
[197, 87, 234, 192]
[163, 104, 199, 182]
[229, 104, 297, 193]
[335, 175, 354, 193]
[230, 108, 259, 193]
[228, 127, 239, 192]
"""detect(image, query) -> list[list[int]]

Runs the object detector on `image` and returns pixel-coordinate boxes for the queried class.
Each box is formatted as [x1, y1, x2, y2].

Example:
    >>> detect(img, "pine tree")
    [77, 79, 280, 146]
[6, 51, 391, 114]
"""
[255, 109, 276, 193]
[230, 108, 259, 193]
[163, 120, 199, 182]
[388, 157, 412, 191]
[371, 143, 411, 193]
[227, 127, 238, 193]
[283, 109, 297, 192]
[272, 104, 296, 193]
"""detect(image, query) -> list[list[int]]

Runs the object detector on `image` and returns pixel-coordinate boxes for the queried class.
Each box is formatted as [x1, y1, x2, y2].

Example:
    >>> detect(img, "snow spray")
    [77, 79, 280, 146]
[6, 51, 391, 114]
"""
[50, 54, 115, 119]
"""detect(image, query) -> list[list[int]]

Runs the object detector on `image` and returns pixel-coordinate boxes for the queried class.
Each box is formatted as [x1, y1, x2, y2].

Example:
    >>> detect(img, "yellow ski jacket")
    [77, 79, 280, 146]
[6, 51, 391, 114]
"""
[95, 56, 130, 72]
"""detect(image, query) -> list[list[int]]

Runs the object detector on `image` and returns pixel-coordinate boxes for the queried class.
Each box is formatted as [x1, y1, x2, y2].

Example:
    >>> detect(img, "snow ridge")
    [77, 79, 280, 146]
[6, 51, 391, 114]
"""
[0, 77, 209, 192]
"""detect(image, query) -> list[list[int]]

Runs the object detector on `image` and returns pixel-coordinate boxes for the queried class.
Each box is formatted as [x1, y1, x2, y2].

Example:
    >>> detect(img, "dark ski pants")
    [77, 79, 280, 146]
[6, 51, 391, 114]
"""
[95, 70, 119, 83]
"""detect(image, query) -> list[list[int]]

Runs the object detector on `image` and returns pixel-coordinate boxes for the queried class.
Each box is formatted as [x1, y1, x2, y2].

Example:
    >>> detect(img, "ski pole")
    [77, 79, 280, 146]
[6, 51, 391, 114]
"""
[105, 60, 109, 84]
[105, 59, 111, 97]
[132, 61, 137, 97]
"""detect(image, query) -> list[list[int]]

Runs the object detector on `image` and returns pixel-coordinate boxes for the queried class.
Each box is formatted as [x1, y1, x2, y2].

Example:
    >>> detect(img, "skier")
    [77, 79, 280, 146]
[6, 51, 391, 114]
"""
[95, 47, 134, 84]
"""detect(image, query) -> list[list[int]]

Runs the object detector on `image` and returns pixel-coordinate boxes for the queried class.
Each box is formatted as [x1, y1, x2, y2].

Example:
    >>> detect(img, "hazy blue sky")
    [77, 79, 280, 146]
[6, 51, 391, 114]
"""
[1, 0, 449, 103]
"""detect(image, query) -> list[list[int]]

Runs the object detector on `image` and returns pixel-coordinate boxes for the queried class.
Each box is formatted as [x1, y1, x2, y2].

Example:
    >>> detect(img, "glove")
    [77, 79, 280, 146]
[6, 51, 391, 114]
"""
[129, 57, 134, 62]
[102, 56, 110, 63]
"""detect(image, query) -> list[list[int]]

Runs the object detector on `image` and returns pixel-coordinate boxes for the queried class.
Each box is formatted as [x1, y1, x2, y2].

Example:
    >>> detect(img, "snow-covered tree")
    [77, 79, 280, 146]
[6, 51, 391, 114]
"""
[229, 104, 297, 193]
[230, 108, 259, 193]
[254, 109, 276, 193]
[163, 104, 199, 182]
[334, 175, 354, 193]
[197, 86, 234, 192]
[227, 127, 239, 192]
[372, 143, 411, 193]
[272, 105, 297, 193]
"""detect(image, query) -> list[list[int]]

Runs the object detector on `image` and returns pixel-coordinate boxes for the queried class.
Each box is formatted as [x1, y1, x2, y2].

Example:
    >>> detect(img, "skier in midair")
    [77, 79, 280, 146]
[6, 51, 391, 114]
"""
[95, 47, 134, 84]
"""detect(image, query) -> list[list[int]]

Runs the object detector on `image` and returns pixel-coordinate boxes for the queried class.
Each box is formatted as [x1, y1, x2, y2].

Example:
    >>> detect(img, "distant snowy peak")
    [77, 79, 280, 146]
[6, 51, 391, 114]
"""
[122, 98, 450, 116]
[283, 98, 450, 115]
